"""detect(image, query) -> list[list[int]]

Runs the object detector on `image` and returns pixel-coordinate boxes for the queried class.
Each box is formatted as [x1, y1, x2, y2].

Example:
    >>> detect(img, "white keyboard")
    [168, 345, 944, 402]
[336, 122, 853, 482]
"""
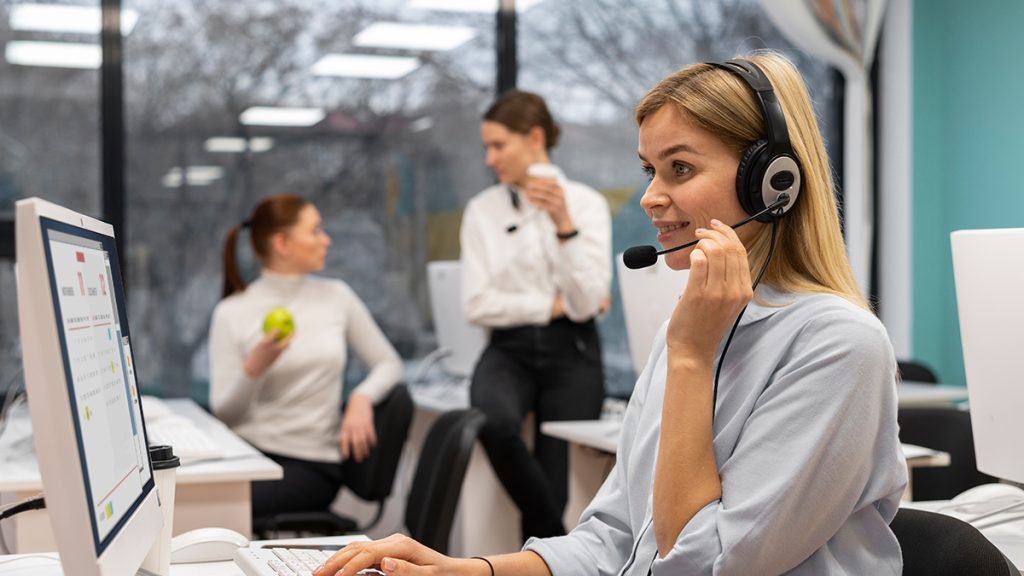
[141, 395, 173, 421]
[235, 547, 384, 576]
[147, 420, 225, 461]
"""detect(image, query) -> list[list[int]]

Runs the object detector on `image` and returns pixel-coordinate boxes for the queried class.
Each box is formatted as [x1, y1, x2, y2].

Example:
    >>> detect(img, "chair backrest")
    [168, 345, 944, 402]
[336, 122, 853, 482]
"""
[898, 359, 939, 384]
[426, 261, 487, 378]
[405, 408, 486, 554]
[890, 508, 1015, 575]
[897, 407, 996, 501]
[616, 253, 689, 375]
[342, 384, 414, 503]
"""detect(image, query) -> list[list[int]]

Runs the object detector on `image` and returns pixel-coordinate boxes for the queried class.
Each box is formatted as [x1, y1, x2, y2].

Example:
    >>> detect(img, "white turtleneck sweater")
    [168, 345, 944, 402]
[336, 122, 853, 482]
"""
[209, 271, 402, 463]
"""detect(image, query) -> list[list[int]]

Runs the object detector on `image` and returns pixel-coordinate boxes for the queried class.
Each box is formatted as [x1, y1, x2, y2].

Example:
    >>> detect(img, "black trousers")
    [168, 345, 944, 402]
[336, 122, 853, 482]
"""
[470, 317, 604, 541]
[252, 451, 345, 519]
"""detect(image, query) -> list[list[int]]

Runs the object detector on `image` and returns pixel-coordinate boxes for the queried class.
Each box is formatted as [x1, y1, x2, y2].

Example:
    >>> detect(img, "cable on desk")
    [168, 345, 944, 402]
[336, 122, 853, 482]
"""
[0, 554, 62, 568]
[0, 494, 46, 522]
[0, 494, 46, 555]
[0, 367, 26, 440]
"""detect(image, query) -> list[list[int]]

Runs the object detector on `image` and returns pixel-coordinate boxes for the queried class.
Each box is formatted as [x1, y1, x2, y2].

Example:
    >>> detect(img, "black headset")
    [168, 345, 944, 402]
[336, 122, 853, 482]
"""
[710, 59, 803, 222]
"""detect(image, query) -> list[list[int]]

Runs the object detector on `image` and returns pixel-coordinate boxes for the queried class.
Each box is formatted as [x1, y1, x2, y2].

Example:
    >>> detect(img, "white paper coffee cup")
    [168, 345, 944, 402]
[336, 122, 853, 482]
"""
[141, 445, 180, 576]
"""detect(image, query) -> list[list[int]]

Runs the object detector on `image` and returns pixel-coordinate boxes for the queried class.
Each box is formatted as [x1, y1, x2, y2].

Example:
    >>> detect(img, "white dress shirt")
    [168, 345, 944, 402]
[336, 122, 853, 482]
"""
[460, 165, 612, 328]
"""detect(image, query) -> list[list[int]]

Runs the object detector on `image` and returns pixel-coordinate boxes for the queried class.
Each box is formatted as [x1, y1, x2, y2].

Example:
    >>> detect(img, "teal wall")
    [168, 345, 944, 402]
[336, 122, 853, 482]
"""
[912, 1, 1024, 386]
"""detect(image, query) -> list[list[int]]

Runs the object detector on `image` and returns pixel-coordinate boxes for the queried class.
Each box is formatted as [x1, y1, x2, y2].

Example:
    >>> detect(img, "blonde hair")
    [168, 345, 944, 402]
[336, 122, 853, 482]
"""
[634, 51, 867, 310]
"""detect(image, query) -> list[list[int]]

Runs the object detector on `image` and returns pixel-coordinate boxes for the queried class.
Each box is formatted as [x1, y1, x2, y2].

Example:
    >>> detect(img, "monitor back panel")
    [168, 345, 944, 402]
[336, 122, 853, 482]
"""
[951, 228, 1024, 484]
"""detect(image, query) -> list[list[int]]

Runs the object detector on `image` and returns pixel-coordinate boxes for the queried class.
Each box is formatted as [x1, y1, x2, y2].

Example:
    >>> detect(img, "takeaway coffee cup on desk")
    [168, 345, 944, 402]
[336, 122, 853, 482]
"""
[141, 444, 180, 576]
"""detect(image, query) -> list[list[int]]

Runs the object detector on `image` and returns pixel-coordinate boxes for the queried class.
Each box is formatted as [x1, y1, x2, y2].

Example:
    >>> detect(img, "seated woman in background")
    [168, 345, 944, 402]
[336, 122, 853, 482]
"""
[314, 51, 906, 576]
[209, 193, 402, 521]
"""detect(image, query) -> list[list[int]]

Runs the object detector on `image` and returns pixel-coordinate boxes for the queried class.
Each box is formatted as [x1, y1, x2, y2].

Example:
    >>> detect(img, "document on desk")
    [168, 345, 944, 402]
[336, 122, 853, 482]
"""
[902, 443, 941, 460]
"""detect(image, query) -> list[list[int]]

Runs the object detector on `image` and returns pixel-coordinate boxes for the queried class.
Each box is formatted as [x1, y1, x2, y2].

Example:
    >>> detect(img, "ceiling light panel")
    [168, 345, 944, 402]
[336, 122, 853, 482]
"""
[354, 22, 476, 51]
[10, 4, 139, 35]
[5, 41, 101, 69]
[204, 137, 275, 153]
[405, 0, 543, 13]
[239, 107, 326, 127]
[312, 54, 421, 79]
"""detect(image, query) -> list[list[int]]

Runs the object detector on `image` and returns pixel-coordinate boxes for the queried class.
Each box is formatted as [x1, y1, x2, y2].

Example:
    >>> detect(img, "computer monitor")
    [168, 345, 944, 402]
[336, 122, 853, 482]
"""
[16, 197, 161, 576]
[616, 253, 689, 376]
[951, 228, 1024, 485]
[426, 260, 486, 378]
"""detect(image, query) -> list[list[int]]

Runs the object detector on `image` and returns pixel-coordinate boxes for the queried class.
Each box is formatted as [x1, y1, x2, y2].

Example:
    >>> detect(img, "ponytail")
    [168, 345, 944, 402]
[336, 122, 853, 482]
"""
[220, 193, 309, 299]
[222, 224, 247, 298]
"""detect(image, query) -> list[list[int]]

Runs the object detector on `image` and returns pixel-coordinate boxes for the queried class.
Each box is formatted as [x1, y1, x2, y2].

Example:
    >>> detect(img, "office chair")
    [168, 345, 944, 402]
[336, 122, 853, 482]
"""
[405, 408, 486, 555]
[897, 359, 940, 384]
[891, 508, 1016, 575]
[255, 384, 414, 538]
[897, 407, 996, 501]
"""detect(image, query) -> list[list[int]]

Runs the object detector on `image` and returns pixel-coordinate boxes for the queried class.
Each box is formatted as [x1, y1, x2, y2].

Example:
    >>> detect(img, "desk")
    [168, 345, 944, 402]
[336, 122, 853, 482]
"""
[0, 399, 283, 553]
[897, 381, 969, 407]
[541, 419, 953, 523]
[0, 535, 365, 575]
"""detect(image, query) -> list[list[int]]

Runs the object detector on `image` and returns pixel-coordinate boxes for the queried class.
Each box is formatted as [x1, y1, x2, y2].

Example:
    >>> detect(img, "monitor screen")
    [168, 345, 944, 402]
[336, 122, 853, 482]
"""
[39, 216, 153, 554]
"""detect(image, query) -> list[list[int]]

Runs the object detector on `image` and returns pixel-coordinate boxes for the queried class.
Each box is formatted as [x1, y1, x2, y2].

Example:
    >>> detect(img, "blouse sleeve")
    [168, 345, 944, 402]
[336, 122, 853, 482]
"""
[652, 309, 906, 574]
[554, 186, 612, 322]
[343, 284, 403, 404]
[522, 336, 661, 576]
[208, 301, 261, 426]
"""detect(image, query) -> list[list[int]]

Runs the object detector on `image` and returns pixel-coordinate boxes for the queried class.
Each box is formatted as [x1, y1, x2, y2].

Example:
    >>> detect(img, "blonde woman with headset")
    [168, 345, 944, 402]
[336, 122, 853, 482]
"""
[314, 51, 905, 576]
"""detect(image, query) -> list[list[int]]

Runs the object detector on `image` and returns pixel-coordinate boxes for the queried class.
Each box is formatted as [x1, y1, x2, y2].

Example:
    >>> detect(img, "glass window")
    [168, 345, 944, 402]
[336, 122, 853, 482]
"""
[0, 1, 102, 218]
[0, 0, 103, 393]
[518, 0, 842, 396]
[122, 0, 496, 396]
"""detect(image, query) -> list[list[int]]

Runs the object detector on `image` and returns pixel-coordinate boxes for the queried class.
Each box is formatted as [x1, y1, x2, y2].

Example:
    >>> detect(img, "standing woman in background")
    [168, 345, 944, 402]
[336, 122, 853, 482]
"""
[209, 193, 402, 522]
[462, 90, 612, 541]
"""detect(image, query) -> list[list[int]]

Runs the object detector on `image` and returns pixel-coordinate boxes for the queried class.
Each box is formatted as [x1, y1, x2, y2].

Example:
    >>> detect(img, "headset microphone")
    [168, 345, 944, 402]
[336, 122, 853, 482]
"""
[622, 193, 790, 270]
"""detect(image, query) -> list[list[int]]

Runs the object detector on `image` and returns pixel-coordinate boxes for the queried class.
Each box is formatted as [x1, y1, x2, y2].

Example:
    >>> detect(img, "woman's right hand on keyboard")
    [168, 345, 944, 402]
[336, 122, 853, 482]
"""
[313, 534, 485, 576]
[243, 330, 294, 379]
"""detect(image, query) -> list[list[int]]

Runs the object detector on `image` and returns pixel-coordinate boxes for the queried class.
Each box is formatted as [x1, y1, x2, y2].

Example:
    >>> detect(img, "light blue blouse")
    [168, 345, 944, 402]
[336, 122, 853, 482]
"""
[525, 286, 907, 575]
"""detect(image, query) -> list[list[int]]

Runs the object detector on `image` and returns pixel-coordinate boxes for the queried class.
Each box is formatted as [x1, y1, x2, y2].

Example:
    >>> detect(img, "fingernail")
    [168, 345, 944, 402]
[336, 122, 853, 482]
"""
[710, 219, 722, 226]
[695, 227, 706, 234]
[383, 558, 397, 571]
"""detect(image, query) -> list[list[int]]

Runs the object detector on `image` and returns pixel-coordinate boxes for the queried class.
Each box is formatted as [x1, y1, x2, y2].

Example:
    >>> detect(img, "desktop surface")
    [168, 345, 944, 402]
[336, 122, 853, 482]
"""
[0, 398, 282, 552]
[0, 536, 369, 576]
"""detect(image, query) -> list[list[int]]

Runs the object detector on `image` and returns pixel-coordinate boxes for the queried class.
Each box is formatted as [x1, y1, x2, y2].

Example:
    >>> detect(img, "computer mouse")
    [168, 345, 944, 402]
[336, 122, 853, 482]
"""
[951, 483, 1024, 504]
[170, 526, 250, 564]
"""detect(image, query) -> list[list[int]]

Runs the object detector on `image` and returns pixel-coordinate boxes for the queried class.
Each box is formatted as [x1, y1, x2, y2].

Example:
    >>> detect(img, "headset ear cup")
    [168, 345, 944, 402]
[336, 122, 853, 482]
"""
[735, 140, 768, 217]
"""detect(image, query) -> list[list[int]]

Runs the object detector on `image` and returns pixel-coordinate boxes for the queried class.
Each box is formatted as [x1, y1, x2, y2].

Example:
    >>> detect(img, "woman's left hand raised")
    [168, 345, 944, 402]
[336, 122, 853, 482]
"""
[666, 219, 753, 363]
[339, 393, 377, 463]
[522, 177, 573, 234]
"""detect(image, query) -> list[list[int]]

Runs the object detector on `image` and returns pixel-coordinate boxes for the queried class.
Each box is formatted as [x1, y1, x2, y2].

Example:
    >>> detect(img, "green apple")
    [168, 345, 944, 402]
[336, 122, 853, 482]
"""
[262, 307, 295, 341]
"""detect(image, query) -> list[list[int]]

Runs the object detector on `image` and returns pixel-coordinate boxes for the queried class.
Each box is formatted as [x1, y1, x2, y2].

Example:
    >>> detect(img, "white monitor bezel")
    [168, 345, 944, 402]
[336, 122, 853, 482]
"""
[16, 197, 162, 576]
